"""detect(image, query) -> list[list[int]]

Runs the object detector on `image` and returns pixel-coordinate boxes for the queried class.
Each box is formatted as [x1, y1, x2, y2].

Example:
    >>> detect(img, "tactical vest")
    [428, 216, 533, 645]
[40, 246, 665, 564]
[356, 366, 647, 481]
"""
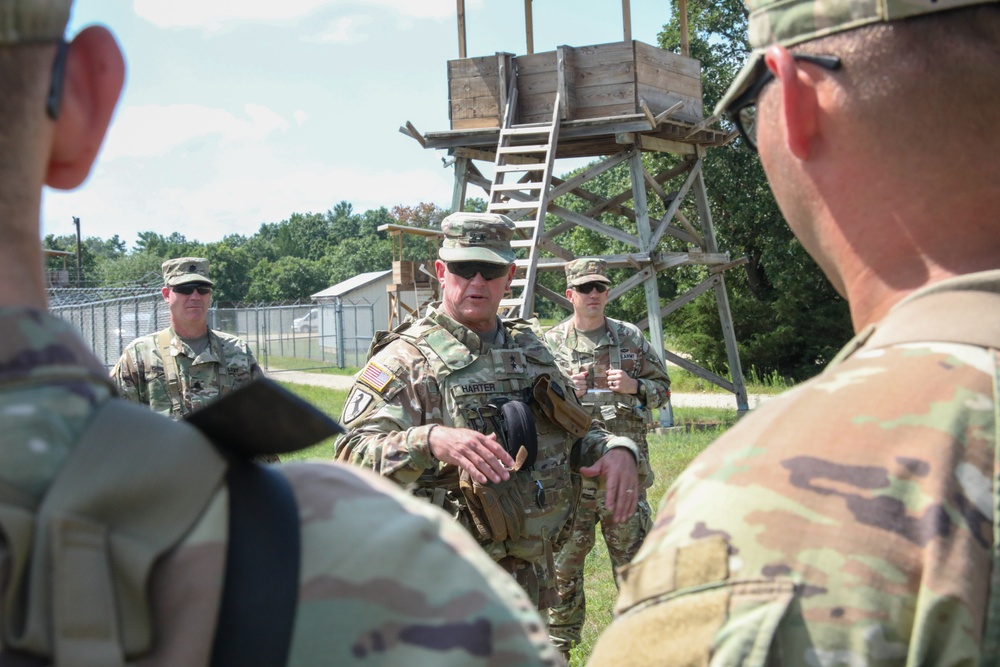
[389, 318, 580, 605]
[568, 325, 651, 444]
[156, 329, 231, 417]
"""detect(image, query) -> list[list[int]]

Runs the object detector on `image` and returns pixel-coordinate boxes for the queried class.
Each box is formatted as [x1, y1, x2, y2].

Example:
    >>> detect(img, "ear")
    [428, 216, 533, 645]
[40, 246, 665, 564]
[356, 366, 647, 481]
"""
[45, 25, 126, 190]
[161, 286, 171, 302]
[435, 259, 447, 285]
[504, 263, 516, 290]
[764, 45, 819, 160]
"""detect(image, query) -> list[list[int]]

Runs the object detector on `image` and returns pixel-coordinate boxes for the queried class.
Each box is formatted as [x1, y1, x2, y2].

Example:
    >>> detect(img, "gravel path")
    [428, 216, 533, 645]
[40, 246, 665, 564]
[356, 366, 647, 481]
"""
[264, 368, 772, 410]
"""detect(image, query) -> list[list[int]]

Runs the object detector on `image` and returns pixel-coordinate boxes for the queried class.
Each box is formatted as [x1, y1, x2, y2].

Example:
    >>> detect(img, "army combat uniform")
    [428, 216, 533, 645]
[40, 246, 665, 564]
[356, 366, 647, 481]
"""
[335, 305, 641, 609]
[1, 307, 561, 666]
[112, 327, 262, 419]
[589, 272, 1000, 665]
[544, 316, 670, 650]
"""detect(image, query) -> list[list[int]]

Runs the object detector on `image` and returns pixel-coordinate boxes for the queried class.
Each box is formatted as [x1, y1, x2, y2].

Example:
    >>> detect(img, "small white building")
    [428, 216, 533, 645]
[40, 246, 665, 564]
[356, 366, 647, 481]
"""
[311, 270, 392, 348]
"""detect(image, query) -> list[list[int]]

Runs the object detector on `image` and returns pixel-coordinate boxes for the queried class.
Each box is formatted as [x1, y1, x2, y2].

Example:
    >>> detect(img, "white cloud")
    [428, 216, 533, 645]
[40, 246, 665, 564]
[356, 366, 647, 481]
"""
[101, 104, 290, 160]
[307, 15, 370, 44]
[132, 0, 460, 31]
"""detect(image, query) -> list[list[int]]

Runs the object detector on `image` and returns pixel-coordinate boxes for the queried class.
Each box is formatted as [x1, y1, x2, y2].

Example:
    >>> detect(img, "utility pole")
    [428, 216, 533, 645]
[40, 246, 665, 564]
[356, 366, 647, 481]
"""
[73, 216, 82, 288]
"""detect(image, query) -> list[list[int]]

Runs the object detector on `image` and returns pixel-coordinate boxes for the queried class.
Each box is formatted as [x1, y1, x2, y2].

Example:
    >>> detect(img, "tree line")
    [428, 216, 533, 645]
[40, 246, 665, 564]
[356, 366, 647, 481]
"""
[45, 0, 852, 383]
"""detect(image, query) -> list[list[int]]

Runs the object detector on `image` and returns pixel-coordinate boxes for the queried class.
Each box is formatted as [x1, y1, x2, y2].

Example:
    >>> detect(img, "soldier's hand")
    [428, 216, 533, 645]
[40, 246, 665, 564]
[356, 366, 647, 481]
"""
[580, 448, 638, 524]
[429, 426, 515, 485]
[607, 369, 638, 395]
[570, 370, 588, 397]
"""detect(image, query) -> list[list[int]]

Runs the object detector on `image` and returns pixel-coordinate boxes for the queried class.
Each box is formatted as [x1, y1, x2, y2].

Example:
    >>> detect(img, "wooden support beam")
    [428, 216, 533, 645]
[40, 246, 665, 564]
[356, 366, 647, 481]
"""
[639, 98, 657, 130]
[679, 0, 689, 58]
[655, 101, 685, 125]
[457, 0, 467, 59]
[399, 121, 426, 147]
[524, 0, 534, 54]
[651, 159, 701, 248]
[617, 132, 695, 156]
[637, 275, 718, 329]
[683, 113, 722, 139]
[535, 283, 571, 312]
[622, 0, 632, 42]
[664, 350, 736, 394]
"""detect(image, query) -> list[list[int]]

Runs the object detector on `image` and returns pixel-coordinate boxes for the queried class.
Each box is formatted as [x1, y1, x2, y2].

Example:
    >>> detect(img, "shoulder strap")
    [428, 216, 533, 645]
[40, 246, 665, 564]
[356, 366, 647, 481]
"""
[207, 330, 231, 398]
[156, 329, 184, 415]
[210, 460, 300, 667]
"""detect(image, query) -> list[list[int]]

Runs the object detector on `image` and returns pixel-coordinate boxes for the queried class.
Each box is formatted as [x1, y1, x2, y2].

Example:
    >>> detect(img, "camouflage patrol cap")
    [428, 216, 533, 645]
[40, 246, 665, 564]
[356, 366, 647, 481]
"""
[438, 212, 516, 264]
[565, 258, 611, 287]
[0, 0, 72, 44]
[162, 257, 214, 287]
[716, 0, 1000, 115]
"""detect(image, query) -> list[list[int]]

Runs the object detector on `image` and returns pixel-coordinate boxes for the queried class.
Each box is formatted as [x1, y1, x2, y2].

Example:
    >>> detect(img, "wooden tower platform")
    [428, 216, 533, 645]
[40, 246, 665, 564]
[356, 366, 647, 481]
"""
[399, 3, 749, 416]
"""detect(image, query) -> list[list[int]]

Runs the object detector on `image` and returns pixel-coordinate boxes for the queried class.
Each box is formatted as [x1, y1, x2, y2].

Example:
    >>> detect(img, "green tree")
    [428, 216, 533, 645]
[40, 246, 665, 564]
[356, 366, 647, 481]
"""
[650, 0, 852, 380]
[245, 256, 330, 302]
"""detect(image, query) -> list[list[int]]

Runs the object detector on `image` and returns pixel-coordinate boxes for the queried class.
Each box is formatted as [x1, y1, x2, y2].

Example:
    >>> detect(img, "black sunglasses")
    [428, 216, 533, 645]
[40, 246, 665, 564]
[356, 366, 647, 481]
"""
[46, 39, 69, 120]
[724, 54, 841, 152]
[574, 283, 608, 294]
[173, 285, 213, 296]
[446, 262, 509, 281]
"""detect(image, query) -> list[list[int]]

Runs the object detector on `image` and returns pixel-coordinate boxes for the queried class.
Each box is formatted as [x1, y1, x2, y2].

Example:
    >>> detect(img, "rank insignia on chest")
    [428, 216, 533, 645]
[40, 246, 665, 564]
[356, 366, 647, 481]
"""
[359, 361, 395, 393]
[495, 350, 527, 375]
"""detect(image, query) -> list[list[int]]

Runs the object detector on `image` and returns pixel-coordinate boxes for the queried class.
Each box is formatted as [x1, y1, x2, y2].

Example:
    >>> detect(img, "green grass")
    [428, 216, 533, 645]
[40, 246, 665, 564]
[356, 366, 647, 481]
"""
[277, 383, 729, 664]
[668, 365, 792, 396]
[264, 356, 360, 375]
[275, 383, 349, 461]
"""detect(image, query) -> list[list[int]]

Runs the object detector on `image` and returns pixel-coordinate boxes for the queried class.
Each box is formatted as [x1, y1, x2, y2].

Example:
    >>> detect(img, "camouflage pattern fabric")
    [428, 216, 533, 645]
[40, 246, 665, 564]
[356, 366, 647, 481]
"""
[335, 305, 641, 610]
[588, 271, 1000, 666]
[1, 307, 560, 666]
[544, 317, 670, 651]
[111, 327, 262, 419]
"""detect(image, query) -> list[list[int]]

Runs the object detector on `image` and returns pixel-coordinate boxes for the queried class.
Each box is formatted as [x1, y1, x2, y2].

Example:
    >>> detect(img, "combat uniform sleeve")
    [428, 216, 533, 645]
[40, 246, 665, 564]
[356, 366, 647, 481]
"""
[631, 330, 671, 409]
[334, 341, 441, 486]
[110, 346, 148, 405]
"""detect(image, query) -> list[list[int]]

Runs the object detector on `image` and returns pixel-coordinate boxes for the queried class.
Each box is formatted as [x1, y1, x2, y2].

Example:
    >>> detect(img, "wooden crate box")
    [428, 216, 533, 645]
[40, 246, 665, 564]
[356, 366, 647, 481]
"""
[447, 40, 702, 130]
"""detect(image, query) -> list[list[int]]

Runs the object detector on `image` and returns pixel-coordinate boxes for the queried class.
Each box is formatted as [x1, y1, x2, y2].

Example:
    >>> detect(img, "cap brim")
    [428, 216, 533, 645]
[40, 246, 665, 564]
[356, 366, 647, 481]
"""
[439, 248, 514, 264]
[714, 52, 766, 118]
[167, 274, 215, 287]
[568, 275, 611, 287]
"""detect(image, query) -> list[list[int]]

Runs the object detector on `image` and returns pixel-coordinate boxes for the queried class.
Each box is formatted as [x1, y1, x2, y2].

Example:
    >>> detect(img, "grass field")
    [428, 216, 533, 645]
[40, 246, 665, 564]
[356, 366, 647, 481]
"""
[278, 382, 730, 663]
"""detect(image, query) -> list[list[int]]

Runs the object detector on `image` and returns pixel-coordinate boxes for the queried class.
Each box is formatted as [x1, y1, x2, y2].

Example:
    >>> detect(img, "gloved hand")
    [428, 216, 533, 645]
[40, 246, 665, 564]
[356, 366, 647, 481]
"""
[460, 445, 528, 542]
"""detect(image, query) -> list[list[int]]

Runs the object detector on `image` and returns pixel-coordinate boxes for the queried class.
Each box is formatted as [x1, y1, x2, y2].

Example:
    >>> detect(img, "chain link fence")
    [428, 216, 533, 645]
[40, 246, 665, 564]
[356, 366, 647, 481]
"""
[50, 292, 169, 369]
[212, 300, 377, 373]
[49, 290, 378, 373]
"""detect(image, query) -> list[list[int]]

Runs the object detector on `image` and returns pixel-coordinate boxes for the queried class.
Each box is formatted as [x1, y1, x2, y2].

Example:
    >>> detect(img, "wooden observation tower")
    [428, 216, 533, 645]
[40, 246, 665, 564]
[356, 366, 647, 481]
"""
[400, 0, 749, 415]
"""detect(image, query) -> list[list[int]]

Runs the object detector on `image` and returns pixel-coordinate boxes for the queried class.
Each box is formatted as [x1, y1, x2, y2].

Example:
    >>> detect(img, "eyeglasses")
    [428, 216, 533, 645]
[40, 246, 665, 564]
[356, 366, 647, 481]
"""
[724, 54, 841, 153]
[46, 40, 69, 120]
[172, 285, 213, 296]
[574, 283, 608, 295]
[446, 262, 510, 281]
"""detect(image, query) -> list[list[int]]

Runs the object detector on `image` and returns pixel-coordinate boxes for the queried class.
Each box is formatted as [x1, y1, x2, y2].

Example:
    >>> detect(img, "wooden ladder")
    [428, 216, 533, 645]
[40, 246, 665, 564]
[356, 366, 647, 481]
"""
[487, 85, 561, 319]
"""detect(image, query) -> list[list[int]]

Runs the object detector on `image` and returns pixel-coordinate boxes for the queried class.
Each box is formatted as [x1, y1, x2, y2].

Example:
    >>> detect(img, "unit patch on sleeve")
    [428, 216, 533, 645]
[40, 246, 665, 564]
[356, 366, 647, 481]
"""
[342, 388, 375, 424]
[359, 360, 396, 393]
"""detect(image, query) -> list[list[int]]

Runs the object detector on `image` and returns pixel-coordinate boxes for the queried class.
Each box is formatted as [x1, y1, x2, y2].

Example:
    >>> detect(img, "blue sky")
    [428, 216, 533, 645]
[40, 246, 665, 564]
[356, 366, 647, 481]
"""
[42, 1, 673, 248]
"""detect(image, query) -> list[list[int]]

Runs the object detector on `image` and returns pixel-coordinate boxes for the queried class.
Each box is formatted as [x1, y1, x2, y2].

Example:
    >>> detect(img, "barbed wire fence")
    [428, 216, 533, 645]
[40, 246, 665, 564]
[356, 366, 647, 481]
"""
[49, 289, 377, 373]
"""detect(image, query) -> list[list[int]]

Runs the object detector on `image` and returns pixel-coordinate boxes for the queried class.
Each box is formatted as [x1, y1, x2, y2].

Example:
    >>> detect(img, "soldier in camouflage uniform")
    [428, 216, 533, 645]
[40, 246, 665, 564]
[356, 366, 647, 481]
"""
[589, 1, 1000, 665]
[0, 3, 562, 664]
[544, 258, 670, 657]
[111, 257, 262, 419]
[335, 213, 643, 615]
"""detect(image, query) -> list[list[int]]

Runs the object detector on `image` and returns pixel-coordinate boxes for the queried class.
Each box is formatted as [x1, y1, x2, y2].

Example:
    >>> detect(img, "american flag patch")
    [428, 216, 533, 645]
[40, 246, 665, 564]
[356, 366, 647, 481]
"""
[359, 361, 395, 393]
